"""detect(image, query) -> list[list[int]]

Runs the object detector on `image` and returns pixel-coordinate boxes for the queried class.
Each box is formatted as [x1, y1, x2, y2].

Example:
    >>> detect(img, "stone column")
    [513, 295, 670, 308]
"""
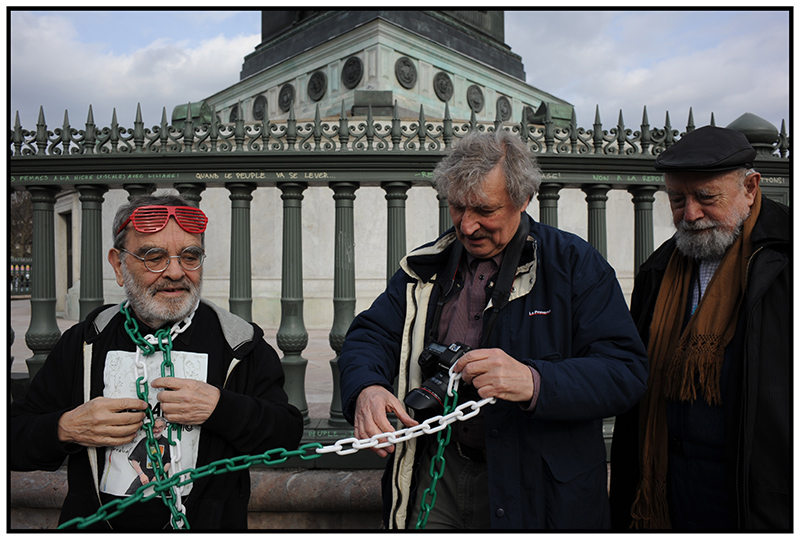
[382, 182, 411, 283]
[25, 187, 62, 380]
[277, 183, 309, 424]
[227, 183, 256, 321]
[328, 182, 358, 426]
[537, 183, 562, 228]
[77, 185, 108, 321]
[582, 184, 611, 258]
[628, 185, 659, 276]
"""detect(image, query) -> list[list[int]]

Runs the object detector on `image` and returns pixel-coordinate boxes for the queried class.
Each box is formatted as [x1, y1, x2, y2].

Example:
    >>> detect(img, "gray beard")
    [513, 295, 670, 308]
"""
[674, 217, 745, 261]
[121, 263, 202, 329]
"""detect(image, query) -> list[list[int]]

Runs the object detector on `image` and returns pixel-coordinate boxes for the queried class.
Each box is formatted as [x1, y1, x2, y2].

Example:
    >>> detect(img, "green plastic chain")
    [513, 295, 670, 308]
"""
[57, 306, 489, 530]
[119, 302, 189, 529]
[414, 388, 459, 529]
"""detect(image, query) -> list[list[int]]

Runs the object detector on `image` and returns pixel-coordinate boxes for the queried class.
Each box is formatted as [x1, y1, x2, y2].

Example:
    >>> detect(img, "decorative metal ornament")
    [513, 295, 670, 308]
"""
[341, 56, 363, 89]
[524, 106, 536, 124]
[279, 84, 295, 113]
[467, 85, 484, 113]
[308, 71, 327, 102]
[395, 57, 417, 89]
[496, 96, 512, 121]
[253, 95, 267, 121]
[433, 72, 453, 102]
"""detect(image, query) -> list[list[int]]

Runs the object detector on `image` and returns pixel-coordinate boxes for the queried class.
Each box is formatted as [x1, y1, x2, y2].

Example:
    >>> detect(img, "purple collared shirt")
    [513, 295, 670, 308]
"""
[436, 252, 541, 449]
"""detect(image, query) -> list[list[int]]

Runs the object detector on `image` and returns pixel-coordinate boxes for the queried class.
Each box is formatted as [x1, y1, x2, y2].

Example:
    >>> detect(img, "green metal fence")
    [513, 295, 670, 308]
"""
[8, 101, 791, 455]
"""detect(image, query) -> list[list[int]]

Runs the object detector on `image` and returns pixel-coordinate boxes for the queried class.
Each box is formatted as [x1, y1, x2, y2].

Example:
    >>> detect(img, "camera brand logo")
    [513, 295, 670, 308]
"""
[528, 310, 551, 316]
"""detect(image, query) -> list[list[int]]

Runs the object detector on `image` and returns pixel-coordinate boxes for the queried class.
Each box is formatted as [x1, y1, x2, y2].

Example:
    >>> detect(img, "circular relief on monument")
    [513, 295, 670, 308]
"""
[279, 84, 295, 113]
[496, 96, 512, 121]
[467, 84, 484, 113]
[252, 95, 267, 120]
[523, 105, 536, 124]
[229, 105, 239, 123]
[433, 72, 453, 102]
[341, 56, 363, 89]
[395, 57, 417, 89]
[307, 71, 327, 102]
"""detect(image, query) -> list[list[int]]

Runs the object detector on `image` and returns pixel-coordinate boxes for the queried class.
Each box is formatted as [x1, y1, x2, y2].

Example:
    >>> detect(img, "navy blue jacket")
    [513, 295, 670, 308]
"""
[339, 213, 648, 529]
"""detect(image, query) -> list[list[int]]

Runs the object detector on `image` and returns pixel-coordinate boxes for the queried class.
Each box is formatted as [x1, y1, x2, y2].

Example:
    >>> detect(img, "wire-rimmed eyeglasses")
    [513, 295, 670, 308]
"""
[120, 247, 206, 273]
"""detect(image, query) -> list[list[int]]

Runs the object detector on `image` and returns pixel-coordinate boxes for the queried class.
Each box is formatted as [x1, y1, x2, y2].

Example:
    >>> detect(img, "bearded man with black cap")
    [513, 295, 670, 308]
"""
[609, 126, 792, 531]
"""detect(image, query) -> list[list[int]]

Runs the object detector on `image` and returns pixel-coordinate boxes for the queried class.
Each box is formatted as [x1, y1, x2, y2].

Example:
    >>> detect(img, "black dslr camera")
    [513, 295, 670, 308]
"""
[404, 342, 470, 414]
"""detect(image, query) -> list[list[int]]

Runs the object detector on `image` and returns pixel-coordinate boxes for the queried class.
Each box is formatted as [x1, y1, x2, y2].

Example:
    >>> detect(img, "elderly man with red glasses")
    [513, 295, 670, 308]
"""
[10, 193, 304, 530]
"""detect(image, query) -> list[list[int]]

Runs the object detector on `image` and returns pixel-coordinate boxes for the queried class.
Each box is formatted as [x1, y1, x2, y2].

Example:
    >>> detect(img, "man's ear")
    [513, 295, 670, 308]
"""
[744, 171, 761, 206]
[108, 248, 125, 287]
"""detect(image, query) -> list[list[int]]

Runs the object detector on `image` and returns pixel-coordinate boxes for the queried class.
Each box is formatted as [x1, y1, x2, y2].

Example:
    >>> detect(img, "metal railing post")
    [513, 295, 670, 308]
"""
[227, 183, 256, 321]
[437, 192, 452, 235]
[582, 184, 611, 258]
[537, 183, 562, 228]
[629, 185, 659, 276]
[277, 182, 310, 424]
[25, 186, 62, 381]
[77, 185, 108, 320]
[382, 182, 411, 283]
[328, 182, 358, 426]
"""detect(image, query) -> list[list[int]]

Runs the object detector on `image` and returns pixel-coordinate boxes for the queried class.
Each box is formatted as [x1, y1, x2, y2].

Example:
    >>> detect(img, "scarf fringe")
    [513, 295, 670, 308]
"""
[664, 333, 724, 405]
[630, 472, 671, 529]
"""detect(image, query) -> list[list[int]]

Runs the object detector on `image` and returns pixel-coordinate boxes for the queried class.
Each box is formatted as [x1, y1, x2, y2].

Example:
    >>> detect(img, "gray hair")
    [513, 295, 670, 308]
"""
[112, 193, 205, 250]
[432, 130, 542, 208]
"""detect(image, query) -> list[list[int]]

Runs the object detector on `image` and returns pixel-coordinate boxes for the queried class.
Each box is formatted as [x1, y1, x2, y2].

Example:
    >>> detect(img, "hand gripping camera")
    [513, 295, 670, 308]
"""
[403, 342, 470, 414]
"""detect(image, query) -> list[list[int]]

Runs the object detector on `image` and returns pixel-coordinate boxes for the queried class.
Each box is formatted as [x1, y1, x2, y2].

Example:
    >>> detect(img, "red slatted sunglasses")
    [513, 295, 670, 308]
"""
[116, 206, 208, 235]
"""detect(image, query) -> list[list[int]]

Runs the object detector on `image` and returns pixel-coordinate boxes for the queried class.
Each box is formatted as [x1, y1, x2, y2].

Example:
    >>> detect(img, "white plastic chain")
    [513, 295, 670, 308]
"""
[316, 366, 496, 456]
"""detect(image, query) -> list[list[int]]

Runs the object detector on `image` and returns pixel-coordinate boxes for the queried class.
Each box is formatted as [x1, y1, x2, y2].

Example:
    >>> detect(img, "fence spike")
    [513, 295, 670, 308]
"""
[443, 102, 453, 149]
[686, 108, 695, 132]
[338, 100, 349, 150]
[391, 100, 401, 150]
[779, 119, 788, 157]
[592, 105, 603, 154]
[710, 112, 716, 126]
[133, 103, 144, 152]
[640, 106, 651, 154]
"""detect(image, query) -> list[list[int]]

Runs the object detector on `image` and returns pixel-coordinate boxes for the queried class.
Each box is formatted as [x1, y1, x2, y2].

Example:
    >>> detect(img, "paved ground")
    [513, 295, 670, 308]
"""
[9, 297, 337, 419]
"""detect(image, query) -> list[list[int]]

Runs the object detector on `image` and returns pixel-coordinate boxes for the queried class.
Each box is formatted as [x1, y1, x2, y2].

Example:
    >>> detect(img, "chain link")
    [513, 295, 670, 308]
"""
[59, 333, 497, 530]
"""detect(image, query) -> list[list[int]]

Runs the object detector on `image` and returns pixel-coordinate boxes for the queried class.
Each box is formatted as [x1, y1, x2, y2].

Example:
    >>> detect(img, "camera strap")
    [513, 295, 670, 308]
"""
[428, 237, 464, 344]
[479, 215, 528, 348]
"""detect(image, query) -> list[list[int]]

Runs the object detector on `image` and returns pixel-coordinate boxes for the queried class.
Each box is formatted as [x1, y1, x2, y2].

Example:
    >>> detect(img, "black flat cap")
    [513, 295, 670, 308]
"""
[654, 125, 756, 172]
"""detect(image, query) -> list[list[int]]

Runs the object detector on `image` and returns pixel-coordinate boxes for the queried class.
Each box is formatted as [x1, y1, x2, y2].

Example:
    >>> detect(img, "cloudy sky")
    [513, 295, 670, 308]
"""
[8, 9, 791, 133]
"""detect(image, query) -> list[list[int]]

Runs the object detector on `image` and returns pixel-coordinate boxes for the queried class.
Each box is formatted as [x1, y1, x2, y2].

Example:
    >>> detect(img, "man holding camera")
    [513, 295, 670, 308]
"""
[338, 131, 648, 529]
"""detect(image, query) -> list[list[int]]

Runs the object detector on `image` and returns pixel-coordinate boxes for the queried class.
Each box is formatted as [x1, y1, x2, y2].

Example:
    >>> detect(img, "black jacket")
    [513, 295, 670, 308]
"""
[609, 196, 792, 530]
[9, 300, 304, 529]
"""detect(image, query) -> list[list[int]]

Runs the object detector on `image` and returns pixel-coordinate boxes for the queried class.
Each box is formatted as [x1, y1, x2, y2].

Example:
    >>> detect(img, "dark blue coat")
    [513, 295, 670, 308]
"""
[339, 213, 648, 529]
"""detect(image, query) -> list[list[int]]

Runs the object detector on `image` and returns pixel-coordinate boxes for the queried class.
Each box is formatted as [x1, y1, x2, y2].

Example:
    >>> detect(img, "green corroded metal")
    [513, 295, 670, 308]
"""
[11, 102, 789, 160]
[383, 182, 411, 282]
[629, 185, 659, 276]
[77, 184, 108, 320]
[328, 182, 358, 426]
[7, 102, 791, 430]
[583, 184, 610, 259]
[228, 183, 256, 321]
[537, 183, 561, 228]
[277, 182, 310, 424]
[24, 187, 62, 381]
[437, 192, 452, 236]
